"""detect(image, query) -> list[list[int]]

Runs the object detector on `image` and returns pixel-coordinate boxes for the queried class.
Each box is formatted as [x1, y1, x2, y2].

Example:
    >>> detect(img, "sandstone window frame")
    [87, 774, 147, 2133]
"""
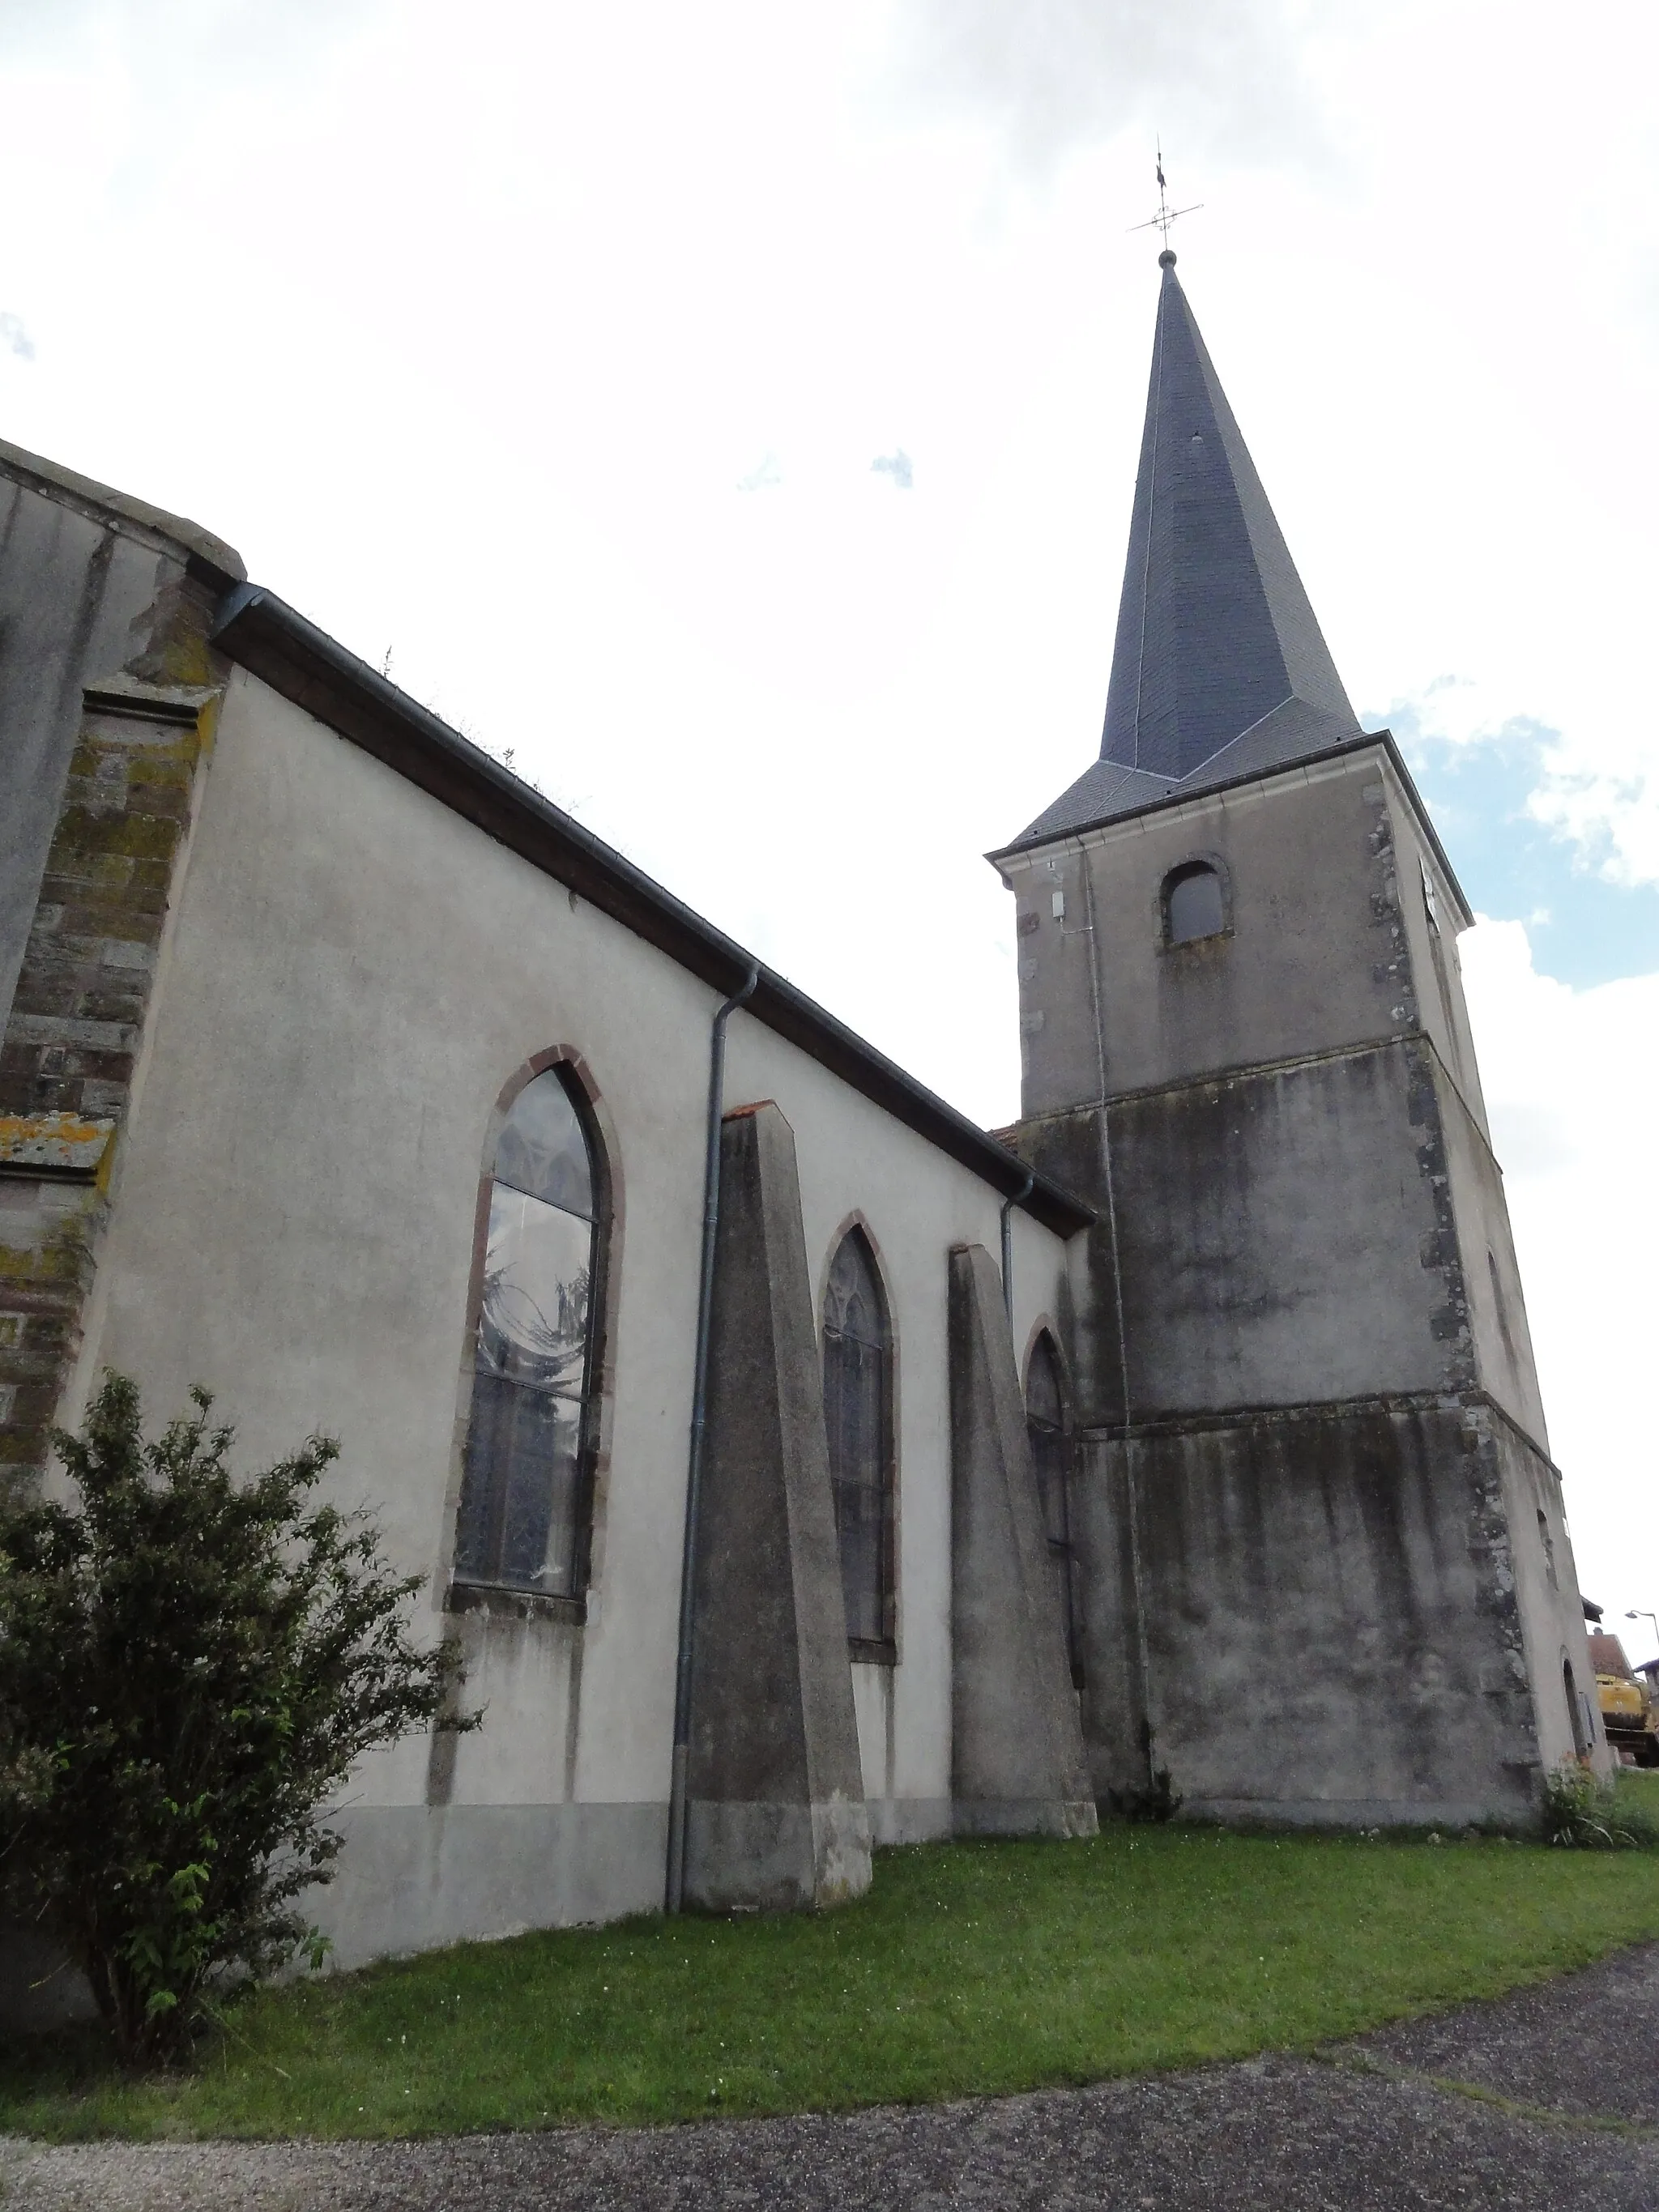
[1563, 1655, 1591, 1762]
[447, 1052, 615, 1617]
[821, 1221, 898, 1664]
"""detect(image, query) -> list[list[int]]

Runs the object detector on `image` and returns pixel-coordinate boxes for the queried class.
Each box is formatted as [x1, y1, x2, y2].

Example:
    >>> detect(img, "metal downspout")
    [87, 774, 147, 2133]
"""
[1077, 854, 1155, 1792]
[1000, 1170, 1034, 1333]
[665, 964, 760, 1915]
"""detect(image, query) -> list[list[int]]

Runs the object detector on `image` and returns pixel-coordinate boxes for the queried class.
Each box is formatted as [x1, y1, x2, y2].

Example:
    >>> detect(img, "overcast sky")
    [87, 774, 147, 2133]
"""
[2, 0, 1654, 1645]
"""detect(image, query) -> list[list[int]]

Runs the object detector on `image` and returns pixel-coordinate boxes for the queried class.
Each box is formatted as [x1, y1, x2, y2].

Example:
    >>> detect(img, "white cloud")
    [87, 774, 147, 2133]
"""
[1383, 674, 1659, 897]
[1460, 918, 1659, 1647]
[885, 0, 1333, 173]
[0, 310, 33, 360]
[1529, 768, 1659, 896]
[1384, 674, 1533, 753]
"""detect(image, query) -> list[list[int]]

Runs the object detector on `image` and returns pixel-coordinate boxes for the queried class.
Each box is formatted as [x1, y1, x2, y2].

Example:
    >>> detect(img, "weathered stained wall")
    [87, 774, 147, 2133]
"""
[1056, 1045, 1459, 1422]
[1385, 782, 1489, 1135]
[1010, 751, 1414, 1119]
[1073, 1404, 1543, 1825]
[1487, 1409, 1599, 1773]
[0, 449, 237, 1498]
[0, 441, 241, 1027]
[1001, 740, 1607, 1819]
[1430, 1056, 1550, 1450]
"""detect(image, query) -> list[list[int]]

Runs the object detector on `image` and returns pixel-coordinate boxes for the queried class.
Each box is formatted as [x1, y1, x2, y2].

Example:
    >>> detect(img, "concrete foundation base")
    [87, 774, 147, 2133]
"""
[953, 1797, 1098, 1839]
[686, 1796, 873, 1914]
[865, 1796, 954, 1847]
[1183, 1793, 1541, 1831]
[310, 1800, 670, 1967]
[0, 1799, 672, 2035]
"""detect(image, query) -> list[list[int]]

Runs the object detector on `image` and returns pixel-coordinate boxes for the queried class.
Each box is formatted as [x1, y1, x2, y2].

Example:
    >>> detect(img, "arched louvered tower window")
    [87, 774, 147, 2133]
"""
[822, 1228, 894, 1655]
[1162, 860, 1225, 945]
[454, 1066, 605, 1598]
[1026, 1332, 1081, 1689]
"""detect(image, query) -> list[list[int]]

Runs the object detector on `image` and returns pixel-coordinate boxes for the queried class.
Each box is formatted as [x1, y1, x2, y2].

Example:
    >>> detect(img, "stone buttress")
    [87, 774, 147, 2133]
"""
[684, 1101, 872, 1909]
[949, 1242, 1096, 1837]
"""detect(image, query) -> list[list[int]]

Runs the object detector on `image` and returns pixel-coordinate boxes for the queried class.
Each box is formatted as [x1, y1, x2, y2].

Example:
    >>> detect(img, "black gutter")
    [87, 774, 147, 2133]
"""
[988, 729, 1476, 931]
[209, 584, 1094, 1239]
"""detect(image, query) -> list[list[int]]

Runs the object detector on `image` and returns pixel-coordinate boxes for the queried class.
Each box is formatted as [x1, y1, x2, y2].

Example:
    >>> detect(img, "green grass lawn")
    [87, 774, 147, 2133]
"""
[6, 1817, 1659, 2142]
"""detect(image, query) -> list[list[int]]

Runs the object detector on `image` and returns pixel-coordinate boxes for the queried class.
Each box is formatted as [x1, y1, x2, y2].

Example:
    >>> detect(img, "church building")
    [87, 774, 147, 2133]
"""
[0, 250, 1606, 2010]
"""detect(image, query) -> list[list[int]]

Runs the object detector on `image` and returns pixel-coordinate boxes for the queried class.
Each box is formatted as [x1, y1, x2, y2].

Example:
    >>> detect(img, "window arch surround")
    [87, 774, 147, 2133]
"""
[1563, 1654, 1591, 1762]
[1159, 854, 1230, 948]
[1024, 1326, 1083, 1690]
[445, 1046, 622, 1617]
[819, 1214, 898, 1662]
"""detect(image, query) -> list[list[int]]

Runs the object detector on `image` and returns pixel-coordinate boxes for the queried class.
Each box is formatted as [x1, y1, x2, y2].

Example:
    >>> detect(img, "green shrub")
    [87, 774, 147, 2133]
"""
[0, 1373, 471, 2066]
[1542, 1761, 1659, 1850]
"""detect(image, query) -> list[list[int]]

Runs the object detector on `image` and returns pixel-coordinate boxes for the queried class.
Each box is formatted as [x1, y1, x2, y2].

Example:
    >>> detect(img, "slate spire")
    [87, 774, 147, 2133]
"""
[1005, 252, 1362, 851]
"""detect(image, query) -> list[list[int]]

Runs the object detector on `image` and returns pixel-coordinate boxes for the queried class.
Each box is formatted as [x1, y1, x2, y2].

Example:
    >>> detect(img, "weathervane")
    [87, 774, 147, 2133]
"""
[1128, 140, 1201, 249]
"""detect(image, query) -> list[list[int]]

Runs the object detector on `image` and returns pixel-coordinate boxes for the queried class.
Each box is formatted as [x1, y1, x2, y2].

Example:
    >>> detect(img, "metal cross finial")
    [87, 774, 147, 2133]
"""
[1128, 139, 1201, 249]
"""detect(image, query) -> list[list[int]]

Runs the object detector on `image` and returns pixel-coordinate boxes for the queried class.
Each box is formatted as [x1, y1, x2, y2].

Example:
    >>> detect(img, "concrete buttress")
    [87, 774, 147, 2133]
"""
[684, 1101, 873, 1911]
[948, 1242, 1097, 1838]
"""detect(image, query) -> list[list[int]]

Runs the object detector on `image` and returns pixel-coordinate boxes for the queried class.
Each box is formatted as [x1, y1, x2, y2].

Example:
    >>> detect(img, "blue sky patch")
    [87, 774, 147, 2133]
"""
[1379, 705, 1659, 991]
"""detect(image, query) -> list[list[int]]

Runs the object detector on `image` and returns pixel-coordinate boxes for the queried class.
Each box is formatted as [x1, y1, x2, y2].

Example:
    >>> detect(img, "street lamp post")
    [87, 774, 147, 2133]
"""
[1625, 1609, 1659, 1664]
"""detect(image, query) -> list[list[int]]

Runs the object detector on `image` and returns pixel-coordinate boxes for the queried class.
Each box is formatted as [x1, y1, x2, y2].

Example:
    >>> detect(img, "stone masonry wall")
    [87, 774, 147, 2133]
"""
[0, 672, 222, 1494]
[1071, 1398, 1545, 1826]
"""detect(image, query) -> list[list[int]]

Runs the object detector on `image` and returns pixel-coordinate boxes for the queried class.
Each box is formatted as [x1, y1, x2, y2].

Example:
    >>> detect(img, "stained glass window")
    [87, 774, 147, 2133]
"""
[1026, 1332, 1081, 1688]
[454, 1068, 601, 1597]
[822, 1230, 893, 1651]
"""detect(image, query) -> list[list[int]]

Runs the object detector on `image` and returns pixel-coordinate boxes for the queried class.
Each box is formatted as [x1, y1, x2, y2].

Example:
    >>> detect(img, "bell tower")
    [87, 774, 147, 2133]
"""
[994, 251, 1607, 1825]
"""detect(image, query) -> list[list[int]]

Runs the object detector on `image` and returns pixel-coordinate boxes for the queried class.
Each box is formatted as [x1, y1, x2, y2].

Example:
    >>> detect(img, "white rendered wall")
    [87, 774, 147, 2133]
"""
[70, 668, 1071, 1963]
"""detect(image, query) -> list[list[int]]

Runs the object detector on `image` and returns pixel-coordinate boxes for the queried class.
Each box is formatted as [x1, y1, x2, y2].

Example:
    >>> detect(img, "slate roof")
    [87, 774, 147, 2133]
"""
[1004, 251, 1363, 854]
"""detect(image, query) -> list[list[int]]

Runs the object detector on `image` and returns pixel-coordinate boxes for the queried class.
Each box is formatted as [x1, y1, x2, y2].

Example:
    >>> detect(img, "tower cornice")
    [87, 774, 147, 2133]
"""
[990, 727, 1474, 932]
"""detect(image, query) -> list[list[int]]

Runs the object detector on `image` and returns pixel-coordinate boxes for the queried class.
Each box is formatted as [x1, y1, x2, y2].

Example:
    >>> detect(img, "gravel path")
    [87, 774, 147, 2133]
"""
[5, 1944, 1657, 2211]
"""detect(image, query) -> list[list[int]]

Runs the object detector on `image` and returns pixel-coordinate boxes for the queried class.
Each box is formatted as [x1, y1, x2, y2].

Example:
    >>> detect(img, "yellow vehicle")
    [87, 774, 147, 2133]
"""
[1588, 1632, 1659, 1767]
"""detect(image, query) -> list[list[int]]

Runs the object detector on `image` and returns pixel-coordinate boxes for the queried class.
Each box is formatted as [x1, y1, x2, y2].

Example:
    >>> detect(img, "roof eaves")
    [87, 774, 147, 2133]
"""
[987, 727, 1475, 927]
[988, 731, 1379, 863]
[0, 435, 246, 587]
[209, 584, 1095, 1238]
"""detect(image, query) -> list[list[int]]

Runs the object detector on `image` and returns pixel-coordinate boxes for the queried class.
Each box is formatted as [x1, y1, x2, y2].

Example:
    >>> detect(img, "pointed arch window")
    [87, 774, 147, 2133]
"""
[1564, 1658, 1590, 1761]
[1026, 1332, 1082, 1689]
[454, 1067, 605, 1599]
[1163, 861, 1225, 945]
[822, 1229, 894, 1656]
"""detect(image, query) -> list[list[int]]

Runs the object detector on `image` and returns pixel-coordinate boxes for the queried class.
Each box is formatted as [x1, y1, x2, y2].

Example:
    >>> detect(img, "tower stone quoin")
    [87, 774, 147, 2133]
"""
[990, 250, 1606, 1826]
